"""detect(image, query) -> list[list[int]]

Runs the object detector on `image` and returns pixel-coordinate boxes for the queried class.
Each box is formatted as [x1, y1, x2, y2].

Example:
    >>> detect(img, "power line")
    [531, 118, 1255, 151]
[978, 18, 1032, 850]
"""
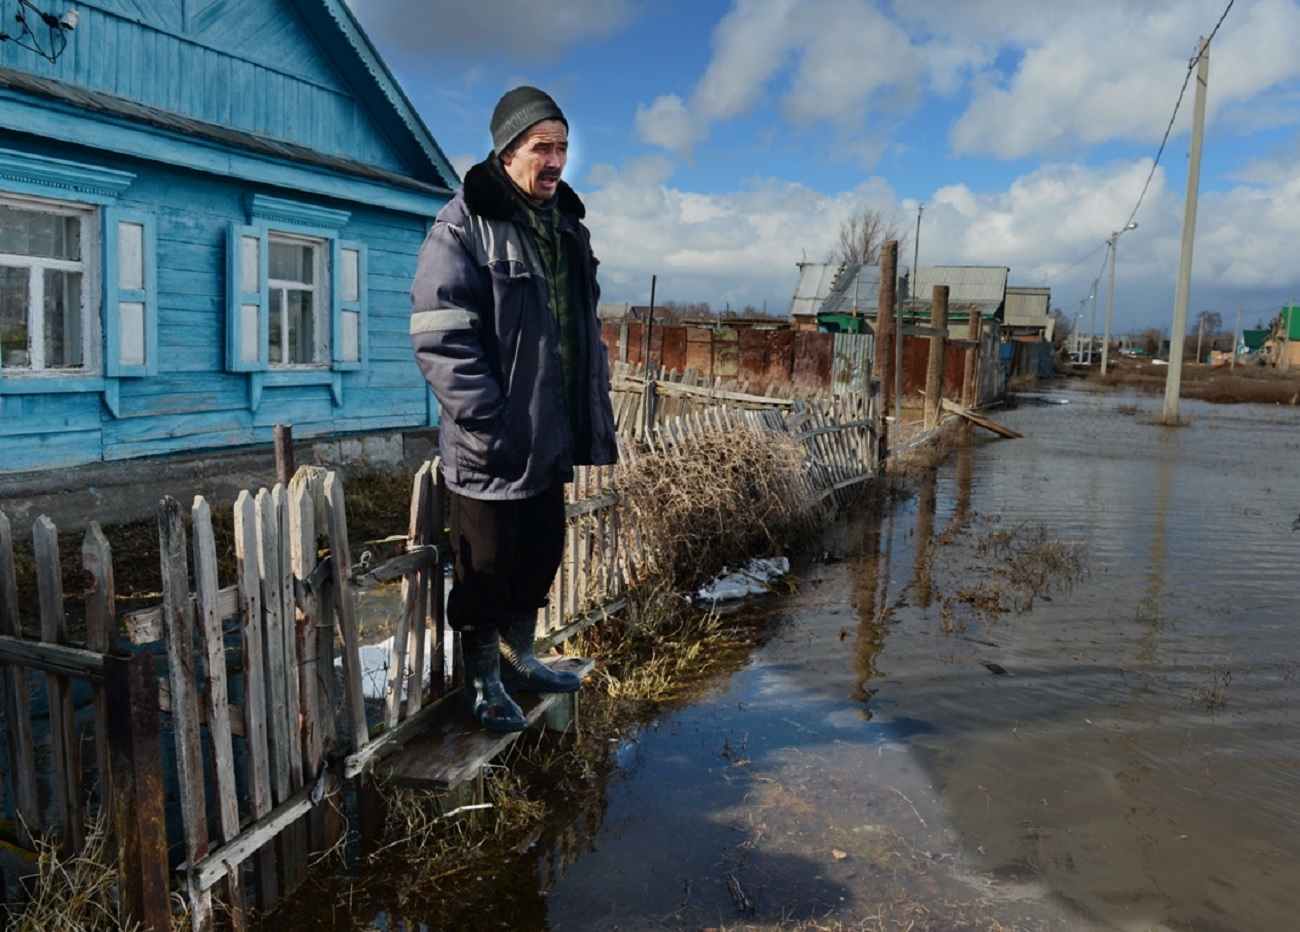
[1051, 0, 1236, 303]
[1121, 0, 1236, 229]
[1042, 239, 1107, 285]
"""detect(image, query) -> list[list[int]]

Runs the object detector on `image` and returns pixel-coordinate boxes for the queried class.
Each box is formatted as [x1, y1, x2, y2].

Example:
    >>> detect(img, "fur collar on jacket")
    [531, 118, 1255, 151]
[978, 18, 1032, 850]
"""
[461, 153, 587, 222]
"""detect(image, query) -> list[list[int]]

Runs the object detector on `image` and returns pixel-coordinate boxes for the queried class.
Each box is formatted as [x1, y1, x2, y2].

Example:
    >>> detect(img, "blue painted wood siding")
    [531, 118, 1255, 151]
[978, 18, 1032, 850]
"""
[0, 0, 407, 174]
[0, 146, 440, 470]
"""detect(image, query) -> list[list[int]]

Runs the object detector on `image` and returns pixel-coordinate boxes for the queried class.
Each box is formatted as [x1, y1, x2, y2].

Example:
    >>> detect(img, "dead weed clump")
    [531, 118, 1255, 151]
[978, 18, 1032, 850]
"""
[2, 814, 179, 932]
[574, 582, 761, 705]
[615, 425, 816, 592]
[934, 518, 1087, 625]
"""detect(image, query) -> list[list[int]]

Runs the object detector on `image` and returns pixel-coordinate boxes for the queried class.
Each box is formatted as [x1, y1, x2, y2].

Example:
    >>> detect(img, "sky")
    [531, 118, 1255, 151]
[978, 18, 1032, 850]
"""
[346, 0, 1300, 337]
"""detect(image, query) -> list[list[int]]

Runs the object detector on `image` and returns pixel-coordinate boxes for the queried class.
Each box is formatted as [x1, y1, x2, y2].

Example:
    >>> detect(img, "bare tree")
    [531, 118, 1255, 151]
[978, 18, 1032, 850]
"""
[1193, 310, 1222, 335]
[1050, 307, 1072, 340]
[828, 206, 906, 266]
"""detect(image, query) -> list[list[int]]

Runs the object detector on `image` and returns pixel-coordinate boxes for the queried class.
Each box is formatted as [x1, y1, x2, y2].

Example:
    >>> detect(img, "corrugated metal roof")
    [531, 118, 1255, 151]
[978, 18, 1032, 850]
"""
[789, 263, 847, 318]
[822, 264, 880, 316]
[789, 262, 882, 319]
[904, 265, 1008, 319]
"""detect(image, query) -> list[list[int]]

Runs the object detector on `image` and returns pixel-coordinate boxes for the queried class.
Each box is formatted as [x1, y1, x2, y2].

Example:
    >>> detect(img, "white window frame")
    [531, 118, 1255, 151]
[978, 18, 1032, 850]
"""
[267, 231, 329, 369]
[0, 191, 100, 377]
[226, 196, 366, 409]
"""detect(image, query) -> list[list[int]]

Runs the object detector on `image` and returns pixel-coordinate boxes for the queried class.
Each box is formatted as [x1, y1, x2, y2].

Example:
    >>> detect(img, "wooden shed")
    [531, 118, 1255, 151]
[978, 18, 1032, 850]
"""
[0, 0, 455, 472]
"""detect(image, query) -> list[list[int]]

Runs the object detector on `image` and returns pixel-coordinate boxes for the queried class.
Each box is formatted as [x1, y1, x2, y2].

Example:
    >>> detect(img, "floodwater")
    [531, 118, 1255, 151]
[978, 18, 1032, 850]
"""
[302, 384, 1300, 931]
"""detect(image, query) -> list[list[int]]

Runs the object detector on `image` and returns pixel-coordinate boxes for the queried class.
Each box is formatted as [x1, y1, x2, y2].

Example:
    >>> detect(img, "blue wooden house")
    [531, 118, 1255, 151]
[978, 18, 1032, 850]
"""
[0, 0, 454, 472]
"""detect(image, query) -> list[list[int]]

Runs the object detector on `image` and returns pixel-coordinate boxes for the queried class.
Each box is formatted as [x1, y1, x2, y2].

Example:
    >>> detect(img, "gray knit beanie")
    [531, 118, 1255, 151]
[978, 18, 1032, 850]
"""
[491, 86, 567, 156]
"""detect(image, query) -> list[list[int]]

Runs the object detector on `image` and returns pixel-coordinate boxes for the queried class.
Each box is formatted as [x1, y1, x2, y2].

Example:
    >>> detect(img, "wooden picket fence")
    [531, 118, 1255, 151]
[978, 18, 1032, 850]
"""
[0, 379, 877, 930]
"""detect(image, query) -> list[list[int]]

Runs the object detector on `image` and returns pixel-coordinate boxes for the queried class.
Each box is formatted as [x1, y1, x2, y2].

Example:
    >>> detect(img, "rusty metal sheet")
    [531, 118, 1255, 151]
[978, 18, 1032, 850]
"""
[765, 330, 794, 384]
[792, 331, 833, 390]
[737, 330, 768, 381]
[660, 326, 688, 373]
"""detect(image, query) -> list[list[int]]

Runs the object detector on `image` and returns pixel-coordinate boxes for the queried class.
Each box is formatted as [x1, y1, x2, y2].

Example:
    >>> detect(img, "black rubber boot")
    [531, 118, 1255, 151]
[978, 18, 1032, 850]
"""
[500, 612, 581, 693]
[460, 626, 526, 733]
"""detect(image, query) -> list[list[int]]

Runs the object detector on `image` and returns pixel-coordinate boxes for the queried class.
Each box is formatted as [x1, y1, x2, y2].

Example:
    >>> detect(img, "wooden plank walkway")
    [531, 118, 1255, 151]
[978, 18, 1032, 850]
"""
[378, 657, 595, 792]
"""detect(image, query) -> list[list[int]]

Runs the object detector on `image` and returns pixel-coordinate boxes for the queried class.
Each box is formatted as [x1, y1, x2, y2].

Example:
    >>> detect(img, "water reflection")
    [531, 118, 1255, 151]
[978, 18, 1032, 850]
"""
[885, 389, 1300, 931]
[263, 388, 1300, 931]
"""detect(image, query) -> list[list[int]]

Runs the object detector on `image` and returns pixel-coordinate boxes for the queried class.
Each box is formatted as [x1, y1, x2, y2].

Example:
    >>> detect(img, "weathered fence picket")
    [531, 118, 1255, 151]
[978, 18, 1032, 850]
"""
[159, 495, 214, 928]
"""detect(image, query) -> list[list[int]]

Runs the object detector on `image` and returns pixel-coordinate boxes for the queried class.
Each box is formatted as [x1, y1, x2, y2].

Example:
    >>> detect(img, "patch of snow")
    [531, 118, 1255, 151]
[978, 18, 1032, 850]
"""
[696, 556, 790, 603]
[337, 627, 453, 701]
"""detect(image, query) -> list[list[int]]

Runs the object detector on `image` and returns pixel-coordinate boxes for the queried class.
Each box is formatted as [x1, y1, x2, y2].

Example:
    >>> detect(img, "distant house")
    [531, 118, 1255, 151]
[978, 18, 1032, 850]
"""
[1003, 286, 1053, 342]
[902, 266, 1009, 340]
[788, 262, 879, 333]
[1260, 308, 1300, 368]
[0, 0, 456, 473]
[787, 261, 1015, 341]
[1240, 328, 1269, 359]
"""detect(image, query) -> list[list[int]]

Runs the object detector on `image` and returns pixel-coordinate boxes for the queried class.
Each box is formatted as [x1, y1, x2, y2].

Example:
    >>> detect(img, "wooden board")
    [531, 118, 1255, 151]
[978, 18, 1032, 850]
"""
[941, 398, 1023, 438]
[379, 657, 595, 791]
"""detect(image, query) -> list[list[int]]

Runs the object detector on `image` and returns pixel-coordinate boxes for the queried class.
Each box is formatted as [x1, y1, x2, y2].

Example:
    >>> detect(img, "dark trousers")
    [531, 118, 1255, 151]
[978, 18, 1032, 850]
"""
[446, 482, 566, 632]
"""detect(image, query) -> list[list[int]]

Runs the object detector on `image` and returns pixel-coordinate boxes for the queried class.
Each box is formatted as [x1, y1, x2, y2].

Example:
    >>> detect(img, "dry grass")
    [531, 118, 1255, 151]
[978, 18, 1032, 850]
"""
[1088, 358, 1300, 405]
[615, 425, 817, 592]
[0, 814, 183, 932]
[575, 582, 770, 705]
[936, 518, 1087, 628]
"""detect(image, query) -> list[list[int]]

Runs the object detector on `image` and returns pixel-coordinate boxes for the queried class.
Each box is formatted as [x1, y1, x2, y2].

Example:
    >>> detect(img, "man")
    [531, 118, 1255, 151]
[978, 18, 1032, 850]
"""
[410, 87, 619, 733]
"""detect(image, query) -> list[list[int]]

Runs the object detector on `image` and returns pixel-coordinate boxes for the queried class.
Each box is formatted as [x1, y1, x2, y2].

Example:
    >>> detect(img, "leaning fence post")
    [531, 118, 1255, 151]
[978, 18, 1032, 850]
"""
[274, 424, 295, 486]
[105, 652, 171, 932]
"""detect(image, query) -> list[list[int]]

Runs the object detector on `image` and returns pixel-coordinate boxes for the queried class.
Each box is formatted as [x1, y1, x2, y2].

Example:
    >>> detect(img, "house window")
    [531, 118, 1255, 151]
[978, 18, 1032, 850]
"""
[0, 195, 96, 374]
[268, 233, 327, 367]
[227, 206, 367, 384]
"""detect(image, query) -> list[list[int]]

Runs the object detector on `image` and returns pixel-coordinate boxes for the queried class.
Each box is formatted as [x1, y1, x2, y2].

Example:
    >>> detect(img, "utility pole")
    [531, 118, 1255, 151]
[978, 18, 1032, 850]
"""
[1088, 278, 1099, 365]
[1102, 223, 1137, 375]
[1284, 297, 1293, 372]
[1232, 306, 1242, 370]
[1163, 37, 1209, 424]
[912, 203, 923, 319]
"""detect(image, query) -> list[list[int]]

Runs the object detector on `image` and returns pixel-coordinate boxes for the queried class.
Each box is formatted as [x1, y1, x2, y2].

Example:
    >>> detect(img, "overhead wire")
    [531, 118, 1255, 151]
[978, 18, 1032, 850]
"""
[1051, 0, 1237, 311]
[1120, 0, 1236, 229]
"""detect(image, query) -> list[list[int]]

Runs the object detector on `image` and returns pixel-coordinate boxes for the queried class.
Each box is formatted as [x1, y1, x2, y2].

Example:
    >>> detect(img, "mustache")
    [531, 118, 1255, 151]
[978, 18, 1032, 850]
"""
[540, 169, 562, 181]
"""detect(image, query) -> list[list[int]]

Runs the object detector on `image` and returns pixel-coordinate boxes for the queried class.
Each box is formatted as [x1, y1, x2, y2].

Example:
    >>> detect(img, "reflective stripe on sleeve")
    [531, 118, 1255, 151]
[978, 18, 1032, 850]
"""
[410, 307, 480, 333]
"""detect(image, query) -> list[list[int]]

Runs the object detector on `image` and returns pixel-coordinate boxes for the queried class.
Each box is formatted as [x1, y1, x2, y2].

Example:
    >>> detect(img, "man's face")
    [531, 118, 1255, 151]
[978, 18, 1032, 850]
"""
[501, 119, 568, 205]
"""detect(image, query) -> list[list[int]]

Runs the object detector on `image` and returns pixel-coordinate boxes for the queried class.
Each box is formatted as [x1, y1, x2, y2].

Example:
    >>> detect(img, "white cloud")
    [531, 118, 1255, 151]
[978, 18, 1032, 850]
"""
[944, 0, 1300, 158]
[779, 0, 920, 128]
[676, 0, 924, 157]
[634, 95, 709, 158]
[583, 158, 904, 310]
[692, 0, 800, 120]
[346, 0, 636, 64]
[581, 146, 1300, 328]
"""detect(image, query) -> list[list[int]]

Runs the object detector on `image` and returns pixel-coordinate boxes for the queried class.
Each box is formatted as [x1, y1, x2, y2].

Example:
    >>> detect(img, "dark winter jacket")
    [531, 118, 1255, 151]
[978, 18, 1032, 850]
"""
[410, 155, 618, 499]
